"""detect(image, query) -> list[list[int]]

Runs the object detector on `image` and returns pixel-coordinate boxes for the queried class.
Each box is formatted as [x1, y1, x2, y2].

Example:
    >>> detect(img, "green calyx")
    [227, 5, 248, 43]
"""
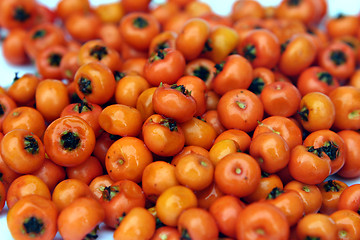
[261, 171, 270, 178]
[243, 44, 257, 62]
[78, 77, 92, 95]
[280, 40, 290, 53]
[159, 118, 178, 132]
[60, 131, 80, 151]
[133, 17, 149, 28]
[307, 145, 323, 158]
[22, 216, 44, 237]
[298, 106, 309, 122]
[266, 187, 284, 200]
[321, 141, 339, 161]
[214, 61, 225, 75]
[73, 99, 93, 113]
[24, 135, 39, 155]
[48, 53, 62, 67]
[330, 50, 347, 66]
[170, 84, 192, 96]
[193, 66, 210, 82]
[323, 179, 341, 192]
[90, 45, 108, 61]
[83, 226, 100, 240]
[180, 228, 192, 240]
[13, 7, 30, 22]
[202, 39, 212, 53]
[114, 71, 126, 82]
[248, 77, 265, 95]
[32, 29, 46, 39]
[149, 49, 167, 63]
[155, 41, 170, 52]
[101, 185, 119, 201]
[317, 71, 334, 86]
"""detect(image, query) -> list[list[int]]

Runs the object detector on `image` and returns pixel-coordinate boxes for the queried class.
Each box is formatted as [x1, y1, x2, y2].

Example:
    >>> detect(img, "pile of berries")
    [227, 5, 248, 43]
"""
[0, 0, 360, 239]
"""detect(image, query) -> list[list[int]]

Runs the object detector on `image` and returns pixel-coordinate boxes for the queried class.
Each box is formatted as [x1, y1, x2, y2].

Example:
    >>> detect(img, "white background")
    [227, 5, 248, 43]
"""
[0, 0, 360, 239]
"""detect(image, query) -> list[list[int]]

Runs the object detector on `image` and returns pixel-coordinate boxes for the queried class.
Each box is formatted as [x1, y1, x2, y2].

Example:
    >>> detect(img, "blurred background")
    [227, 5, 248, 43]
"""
[0, 0, 359, 88]
[34, 0, 360, 17]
